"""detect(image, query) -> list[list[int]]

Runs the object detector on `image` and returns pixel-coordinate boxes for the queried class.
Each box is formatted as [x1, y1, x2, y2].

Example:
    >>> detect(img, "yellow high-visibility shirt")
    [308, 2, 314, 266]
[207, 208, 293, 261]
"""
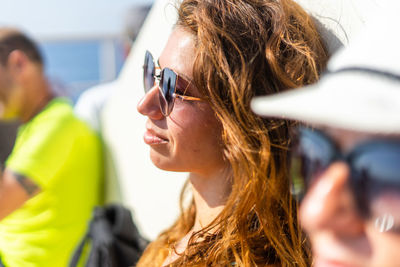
[0, 98, 103, 266]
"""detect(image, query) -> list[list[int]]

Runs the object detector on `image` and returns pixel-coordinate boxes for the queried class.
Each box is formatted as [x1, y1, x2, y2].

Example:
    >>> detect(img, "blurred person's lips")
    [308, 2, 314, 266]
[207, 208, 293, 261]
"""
[310, 235, 369, 267]
[312, 244, 364, 267]
[313, 257, 359, 267]
[143, 128, 168, 145]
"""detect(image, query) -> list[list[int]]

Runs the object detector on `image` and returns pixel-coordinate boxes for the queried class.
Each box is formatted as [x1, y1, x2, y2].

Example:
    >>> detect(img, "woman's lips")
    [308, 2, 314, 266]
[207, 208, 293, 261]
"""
[143, 130, 168, 145]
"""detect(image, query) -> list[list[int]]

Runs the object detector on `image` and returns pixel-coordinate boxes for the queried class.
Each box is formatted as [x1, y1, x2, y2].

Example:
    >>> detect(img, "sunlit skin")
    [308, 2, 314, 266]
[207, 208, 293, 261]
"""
[137, 28, 232, 266]
[0, 50, 51, 122]
[300, 128, 400, 267]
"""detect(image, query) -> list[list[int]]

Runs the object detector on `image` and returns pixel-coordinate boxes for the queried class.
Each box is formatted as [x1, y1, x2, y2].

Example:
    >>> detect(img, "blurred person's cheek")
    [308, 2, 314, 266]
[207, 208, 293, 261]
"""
[370, 190, 400, 233]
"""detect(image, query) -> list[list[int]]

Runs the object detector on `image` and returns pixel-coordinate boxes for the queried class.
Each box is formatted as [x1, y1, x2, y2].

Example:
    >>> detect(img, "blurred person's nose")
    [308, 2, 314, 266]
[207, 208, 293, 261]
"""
[137, 86, 164, 120]
[300, 162, 365, 236]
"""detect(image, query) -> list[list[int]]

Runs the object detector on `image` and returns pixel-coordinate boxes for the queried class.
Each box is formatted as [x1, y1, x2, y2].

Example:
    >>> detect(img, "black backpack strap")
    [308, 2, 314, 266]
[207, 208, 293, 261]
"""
[69, 229, 90, 267]
[70, 207, 111, 267]
[69, 205, 149, 267]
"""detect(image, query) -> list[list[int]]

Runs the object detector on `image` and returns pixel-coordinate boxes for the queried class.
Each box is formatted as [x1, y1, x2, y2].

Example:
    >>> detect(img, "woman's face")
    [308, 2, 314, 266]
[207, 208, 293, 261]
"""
[300, 128, 400, 267]
[137, 28, 226, 175]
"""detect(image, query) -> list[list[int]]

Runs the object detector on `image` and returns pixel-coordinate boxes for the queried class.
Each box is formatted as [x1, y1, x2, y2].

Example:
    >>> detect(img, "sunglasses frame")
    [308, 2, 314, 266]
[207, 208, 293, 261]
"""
[291, 127, 400, 219]
[143, 50, 202, 116]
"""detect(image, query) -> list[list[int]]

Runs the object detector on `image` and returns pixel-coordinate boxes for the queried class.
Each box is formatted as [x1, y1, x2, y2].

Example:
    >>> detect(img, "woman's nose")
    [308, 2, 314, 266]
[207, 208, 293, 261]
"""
[137, 86, 164, 120]
[300, 162, 365, 236]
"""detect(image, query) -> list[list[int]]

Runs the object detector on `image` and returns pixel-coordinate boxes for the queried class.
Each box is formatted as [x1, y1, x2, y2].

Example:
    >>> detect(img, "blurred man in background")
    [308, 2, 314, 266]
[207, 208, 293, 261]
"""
[0, 28, 102, 266]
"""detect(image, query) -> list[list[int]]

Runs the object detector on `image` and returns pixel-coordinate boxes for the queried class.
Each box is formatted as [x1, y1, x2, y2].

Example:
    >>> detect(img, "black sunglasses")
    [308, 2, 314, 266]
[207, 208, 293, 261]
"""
[143, 50, 202, 116]
[291, 127, 400, 229]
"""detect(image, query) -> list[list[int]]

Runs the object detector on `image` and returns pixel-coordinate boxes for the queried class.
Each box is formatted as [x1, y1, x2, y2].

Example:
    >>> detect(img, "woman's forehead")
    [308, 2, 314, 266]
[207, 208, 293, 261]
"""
[158, 27, 195, 80]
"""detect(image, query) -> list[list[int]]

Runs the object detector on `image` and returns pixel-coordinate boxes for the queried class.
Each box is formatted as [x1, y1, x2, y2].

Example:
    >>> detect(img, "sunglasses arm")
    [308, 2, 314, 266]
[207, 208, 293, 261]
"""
[173, 93, 202, 101]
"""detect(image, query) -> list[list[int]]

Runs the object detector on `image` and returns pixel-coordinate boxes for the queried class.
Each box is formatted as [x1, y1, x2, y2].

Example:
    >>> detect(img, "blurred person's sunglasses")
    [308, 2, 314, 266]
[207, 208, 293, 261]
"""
[291, 127, 400, 232]
[143, 50, 202, 116]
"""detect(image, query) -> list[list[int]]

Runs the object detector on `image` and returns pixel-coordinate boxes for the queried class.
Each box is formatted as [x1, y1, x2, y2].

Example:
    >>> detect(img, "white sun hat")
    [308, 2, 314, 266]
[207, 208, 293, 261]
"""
[251, 6, 400, 134]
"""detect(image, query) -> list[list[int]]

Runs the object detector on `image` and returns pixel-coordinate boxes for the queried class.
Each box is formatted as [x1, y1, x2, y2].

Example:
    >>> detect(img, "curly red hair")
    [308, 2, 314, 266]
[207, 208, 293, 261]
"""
[137, 0, 327, 266]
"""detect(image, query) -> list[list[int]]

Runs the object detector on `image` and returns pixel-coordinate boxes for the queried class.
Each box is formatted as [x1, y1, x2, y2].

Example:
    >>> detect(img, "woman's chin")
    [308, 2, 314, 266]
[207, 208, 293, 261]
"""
[149, 151, 191, 173]
[149, 149, 176, 171]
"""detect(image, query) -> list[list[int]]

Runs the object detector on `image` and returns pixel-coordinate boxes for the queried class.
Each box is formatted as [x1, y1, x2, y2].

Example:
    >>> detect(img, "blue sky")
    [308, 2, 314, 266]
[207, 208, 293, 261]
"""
[0, 0, 154, 38]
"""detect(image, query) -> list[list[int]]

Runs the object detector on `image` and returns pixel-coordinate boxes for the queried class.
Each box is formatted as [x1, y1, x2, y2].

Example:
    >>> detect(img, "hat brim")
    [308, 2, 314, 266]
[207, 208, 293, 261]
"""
[251, 72, 400, 134]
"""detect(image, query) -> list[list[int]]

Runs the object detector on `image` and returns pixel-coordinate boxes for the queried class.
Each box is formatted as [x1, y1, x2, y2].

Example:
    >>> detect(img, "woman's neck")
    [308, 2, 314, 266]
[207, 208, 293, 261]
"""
[189, 167, 232, 232]
[161, 167, 232, 267]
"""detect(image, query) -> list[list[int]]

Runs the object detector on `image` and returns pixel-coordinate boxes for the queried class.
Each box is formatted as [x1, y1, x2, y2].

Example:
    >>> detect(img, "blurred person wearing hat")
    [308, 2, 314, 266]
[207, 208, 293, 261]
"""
[252, 7, 400, 267]
[0, 28, 102, 266]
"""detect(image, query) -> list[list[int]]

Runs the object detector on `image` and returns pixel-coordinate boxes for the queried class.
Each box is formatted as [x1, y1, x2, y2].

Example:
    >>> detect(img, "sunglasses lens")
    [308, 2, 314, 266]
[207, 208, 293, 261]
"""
[351, 144, 400, 224]
[159, 68, 177, 116]
[158, 89, 169, 116]
[143, 51, 155, 93]
[291, 128, 335, 200]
